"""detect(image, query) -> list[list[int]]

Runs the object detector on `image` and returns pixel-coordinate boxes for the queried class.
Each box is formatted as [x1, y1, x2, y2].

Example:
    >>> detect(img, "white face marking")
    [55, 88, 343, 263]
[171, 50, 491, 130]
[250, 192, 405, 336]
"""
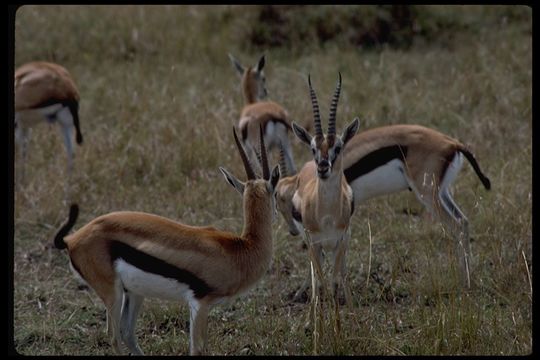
[349, 159, 409, 202]
[115, 260, 196, 303]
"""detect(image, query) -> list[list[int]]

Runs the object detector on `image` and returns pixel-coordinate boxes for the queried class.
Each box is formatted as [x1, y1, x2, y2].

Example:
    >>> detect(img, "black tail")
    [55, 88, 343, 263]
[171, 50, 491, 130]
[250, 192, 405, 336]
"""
[67, 101, 83, 145]
[53, 204, 79, 250]
[460, 147, 491, 190]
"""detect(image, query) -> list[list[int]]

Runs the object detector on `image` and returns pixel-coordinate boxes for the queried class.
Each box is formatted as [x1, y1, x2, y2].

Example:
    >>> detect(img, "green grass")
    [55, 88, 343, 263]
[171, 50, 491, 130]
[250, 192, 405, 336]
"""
[12, 5, 531, 356]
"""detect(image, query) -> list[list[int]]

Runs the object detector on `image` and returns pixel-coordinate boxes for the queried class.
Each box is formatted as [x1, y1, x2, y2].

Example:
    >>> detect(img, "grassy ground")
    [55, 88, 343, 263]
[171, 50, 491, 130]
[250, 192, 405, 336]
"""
[12, 5, 531, 355]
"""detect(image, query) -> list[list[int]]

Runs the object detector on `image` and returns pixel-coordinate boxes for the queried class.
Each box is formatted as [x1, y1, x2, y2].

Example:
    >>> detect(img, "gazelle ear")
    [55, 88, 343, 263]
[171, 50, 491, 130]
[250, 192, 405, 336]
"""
[256, 54, 265, 72]
[228, 53, 245, 76]
[341, 117, 360, 145]
[219, 167, 245, 195]
[292, 122, 312, 147]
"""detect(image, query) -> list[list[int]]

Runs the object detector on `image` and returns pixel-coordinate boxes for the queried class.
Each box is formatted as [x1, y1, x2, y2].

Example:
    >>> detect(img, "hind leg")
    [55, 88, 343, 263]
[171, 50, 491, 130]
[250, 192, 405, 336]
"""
[120, 291, 145, 355]
[189, 299, 210, 355]
[406, 165, 471, 288]
[104, 283, 126, 355]
[439, 189, 471, 288]
[57, 107, 75, 177]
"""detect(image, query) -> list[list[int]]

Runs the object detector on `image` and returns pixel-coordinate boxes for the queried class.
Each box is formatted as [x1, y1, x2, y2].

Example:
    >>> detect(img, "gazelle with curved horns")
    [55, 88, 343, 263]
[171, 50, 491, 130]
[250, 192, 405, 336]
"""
[277, 124, 491, 289]
[51, 126, 280, 355]
[14, 61, 83, 183]
[228, 53, 297, 176]
[290, 73, 359, 302]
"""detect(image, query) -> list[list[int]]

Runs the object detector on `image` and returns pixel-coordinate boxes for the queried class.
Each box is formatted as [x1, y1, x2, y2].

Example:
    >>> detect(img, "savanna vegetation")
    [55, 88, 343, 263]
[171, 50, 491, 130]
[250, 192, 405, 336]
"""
[12, 5, 532, 355]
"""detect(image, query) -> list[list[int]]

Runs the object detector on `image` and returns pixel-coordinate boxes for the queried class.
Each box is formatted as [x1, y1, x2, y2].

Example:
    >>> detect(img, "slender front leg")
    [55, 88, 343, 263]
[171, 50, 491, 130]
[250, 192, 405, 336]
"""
[293, 235, 324, 302]
[189, 299, 210, 355]
[332, 230, 350, 305]
[308, 241, 325, 299]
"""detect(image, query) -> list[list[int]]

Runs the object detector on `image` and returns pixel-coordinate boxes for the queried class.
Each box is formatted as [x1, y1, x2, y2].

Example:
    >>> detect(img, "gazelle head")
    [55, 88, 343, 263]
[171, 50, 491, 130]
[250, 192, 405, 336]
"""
[228, 53, 268, 103]
[292, 73, 360, 180]
[220, 125, 280, 221]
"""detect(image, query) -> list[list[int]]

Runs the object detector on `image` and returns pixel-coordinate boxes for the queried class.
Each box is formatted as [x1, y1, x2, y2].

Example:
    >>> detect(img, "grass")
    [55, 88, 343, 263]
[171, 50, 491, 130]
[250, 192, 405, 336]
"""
[12, 5, 531, 356]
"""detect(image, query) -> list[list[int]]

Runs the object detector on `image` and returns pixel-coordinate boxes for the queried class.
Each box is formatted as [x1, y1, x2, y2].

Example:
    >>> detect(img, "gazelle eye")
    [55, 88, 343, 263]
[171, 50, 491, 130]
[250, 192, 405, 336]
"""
[334, 146, 341, 155]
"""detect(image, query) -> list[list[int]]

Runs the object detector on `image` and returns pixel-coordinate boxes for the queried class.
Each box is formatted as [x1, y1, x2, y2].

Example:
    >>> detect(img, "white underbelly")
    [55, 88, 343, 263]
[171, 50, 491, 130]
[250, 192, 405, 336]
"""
[115, 259, 195, 302]
[350, 159, 409, 202]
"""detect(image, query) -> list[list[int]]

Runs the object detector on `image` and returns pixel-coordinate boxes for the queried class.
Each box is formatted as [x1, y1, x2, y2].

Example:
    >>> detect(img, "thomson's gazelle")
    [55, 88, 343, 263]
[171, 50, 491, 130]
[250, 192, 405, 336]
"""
[228, 53, 297, 175]
[277, 124, 491, 288]
[15, 61, 83, 183]
[52, 127, 280, 355]
[290, 73, 359, 303]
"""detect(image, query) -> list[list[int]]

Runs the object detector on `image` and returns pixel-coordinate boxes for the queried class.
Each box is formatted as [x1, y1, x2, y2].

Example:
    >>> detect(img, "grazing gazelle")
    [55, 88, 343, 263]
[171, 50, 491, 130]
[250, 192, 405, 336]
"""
[289, 73, 359, 303]
[14, 61, 83, 183]
[228, 53, 297, 175]
[277, 123, 491, 289]
[52, 126, 280, 355]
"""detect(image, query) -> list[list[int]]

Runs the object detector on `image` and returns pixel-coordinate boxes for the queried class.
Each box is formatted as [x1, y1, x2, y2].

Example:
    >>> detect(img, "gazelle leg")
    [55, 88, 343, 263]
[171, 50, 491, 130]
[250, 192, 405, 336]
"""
[105, 287, 125, 355]
[308, 242, 325, 298]
[293, 236, 324, 302]
[58, 108, 75, 177]
[189, 299, 210, 355]
[120, 291, 145, 355]
[439, 189, 471, 288]
[332, 229, 350, 305]
[408, 171, 472, 288]
[292, 230, 310, 302]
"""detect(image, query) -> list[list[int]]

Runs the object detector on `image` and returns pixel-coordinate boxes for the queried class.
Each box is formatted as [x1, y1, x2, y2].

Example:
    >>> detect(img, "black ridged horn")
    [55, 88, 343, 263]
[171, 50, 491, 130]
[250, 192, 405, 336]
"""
[308, 74, 322, 138]
[259, 125, 270, 180]
[328, 72, 342, 137]
[278, 140, 288, 177]
[233, 126, 256, 180]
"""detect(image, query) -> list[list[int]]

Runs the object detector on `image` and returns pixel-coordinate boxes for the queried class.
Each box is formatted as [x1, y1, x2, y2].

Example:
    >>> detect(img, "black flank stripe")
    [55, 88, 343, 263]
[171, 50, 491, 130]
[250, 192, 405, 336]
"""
[110, 241, 213, 299]
[344, 145, 408, 183]
[241, 124, 248, 142]
[292, 206, 302, 223]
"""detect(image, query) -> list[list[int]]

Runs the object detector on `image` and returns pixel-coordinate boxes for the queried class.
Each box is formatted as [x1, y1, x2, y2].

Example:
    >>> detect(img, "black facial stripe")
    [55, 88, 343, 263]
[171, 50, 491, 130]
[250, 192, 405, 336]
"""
[344, 145, 408, 183]
[292, 206, 302, 223]
[110, 240, 213, 299]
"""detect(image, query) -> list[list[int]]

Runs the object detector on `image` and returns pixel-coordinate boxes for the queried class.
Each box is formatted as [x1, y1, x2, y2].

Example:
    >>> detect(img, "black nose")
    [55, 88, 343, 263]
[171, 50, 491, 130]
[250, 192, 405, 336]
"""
[289, 229, 300, 236]
[318, 159, 329, 171]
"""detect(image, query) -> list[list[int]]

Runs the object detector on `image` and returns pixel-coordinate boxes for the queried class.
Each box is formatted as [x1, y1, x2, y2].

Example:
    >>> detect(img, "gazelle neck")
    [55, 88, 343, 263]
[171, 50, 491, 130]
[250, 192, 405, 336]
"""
[242, 73, 259, 105]
[240, 185, 273, 249]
